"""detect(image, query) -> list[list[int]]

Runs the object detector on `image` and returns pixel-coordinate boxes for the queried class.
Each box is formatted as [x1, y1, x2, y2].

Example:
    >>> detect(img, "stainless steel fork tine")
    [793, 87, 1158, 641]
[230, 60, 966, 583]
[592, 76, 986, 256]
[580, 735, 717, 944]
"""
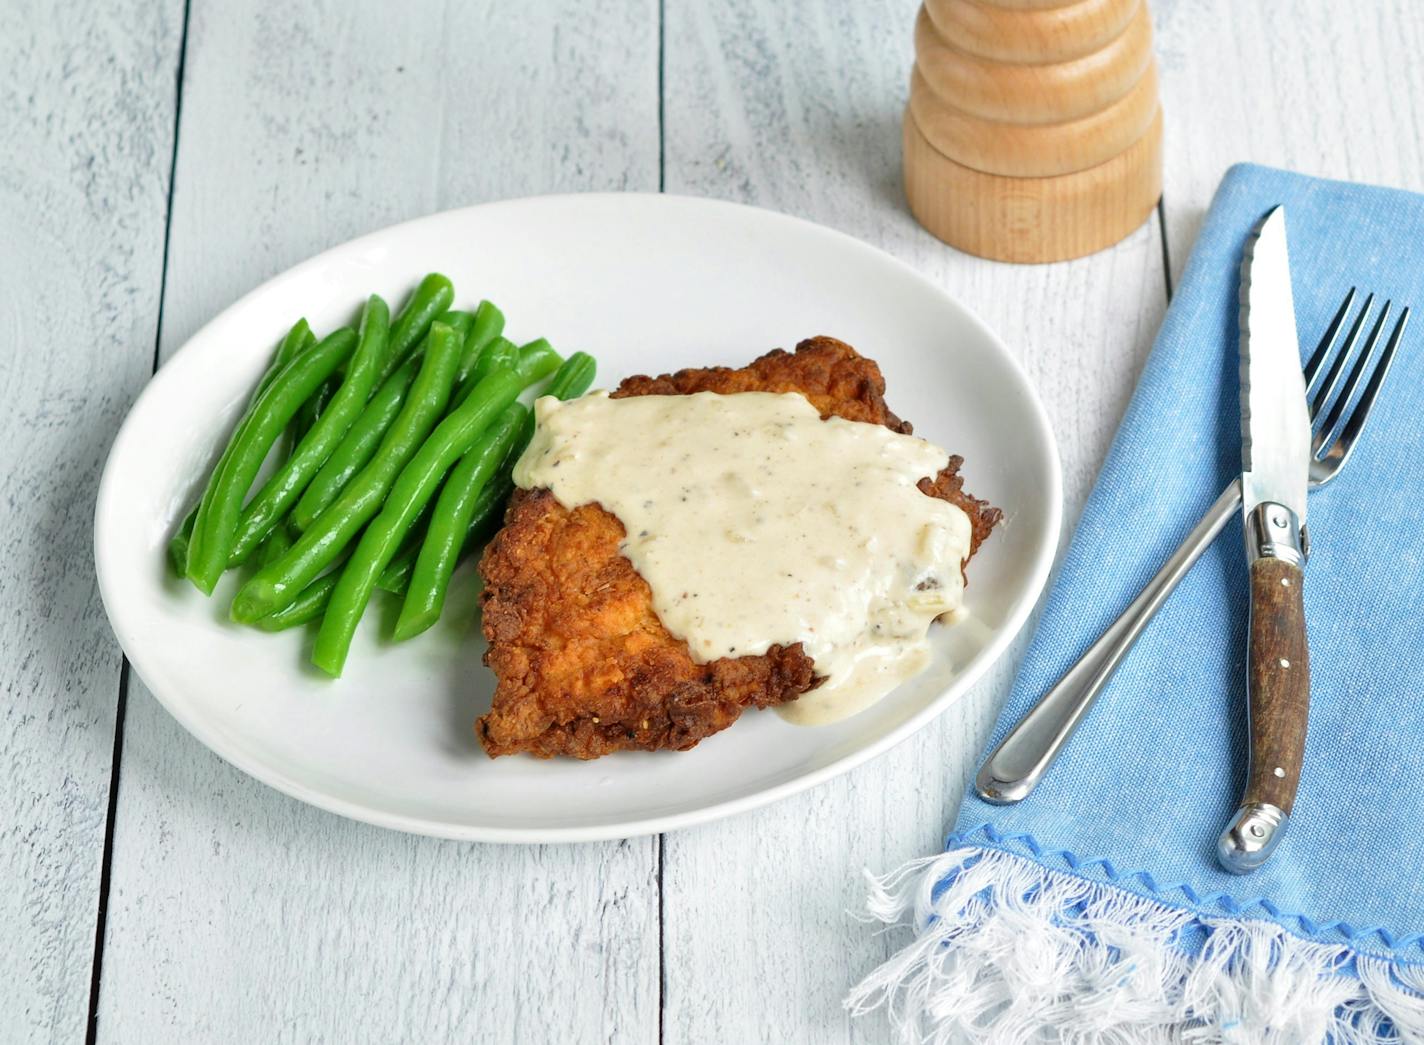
[1316, 301, 1392, 454]
[1310, 292, 1374, 424]
[1304, 288, 1357, 391]
[1329, 306, 1411, 463]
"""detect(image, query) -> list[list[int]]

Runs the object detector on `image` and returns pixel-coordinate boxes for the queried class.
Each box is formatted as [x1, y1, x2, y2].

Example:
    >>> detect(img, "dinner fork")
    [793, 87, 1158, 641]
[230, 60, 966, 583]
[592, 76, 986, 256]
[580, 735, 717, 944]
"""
[976, 289, 1412, 804]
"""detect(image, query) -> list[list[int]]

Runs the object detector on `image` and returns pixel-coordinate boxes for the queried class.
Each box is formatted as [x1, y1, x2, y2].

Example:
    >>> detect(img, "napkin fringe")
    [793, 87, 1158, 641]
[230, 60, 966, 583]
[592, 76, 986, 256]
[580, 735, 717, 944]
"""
[957, 822, 1424, 951]
[845, 846, 1424, 1044]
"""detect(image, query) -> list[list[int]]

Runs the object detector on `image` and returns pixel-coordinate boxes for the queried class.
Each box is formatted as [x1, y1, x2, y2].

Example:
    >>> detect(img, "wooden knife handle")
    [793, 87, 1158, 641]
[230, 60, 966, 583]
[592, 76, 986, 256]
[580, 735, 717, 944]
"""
[1217, 554, 1310, 873]
[1243, 556, 1310, 809]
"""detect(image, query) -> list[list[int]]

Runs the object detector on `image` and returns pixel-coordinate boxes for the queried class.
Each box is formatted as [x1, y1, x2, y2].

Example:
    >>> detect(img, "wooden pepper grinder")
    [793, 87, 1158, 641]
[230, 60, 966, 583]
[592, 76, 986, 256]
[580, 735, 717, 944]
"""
[903, 0, 1163, 263]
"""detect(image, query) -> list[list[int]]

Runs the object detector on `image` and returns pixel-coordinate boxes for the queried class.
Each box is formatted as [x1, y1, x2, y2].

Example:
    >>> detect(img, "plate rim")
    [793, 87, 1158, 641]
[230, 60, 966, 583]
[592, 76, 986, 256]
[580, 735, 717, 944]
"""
[94, 191, 1063, 844]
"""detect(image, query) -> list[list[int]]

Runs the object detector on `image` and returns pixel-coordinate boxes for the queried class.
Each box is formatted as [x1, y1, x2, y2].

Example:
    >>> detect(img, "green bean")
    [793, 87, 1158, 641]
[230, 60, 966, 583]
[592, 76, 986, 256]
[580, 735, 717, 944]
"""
[228, 295, 391, 564]
[372, 544, 418, 597]
[230, 322, 470, 623]
[453, 337, 517, 405]
[268, 319, 317, 385]
[239, 339, 329, 568]
[310, 366, 527, 676]
[253, 536, 409, 632]
[374, 531, 429, 596]
[367, 519, 431, 596]
[292, 377, 335, 445]
[436, 309, 474, 341]
[186, 327, 356, 593]
[474, 337, 519, 383]
[292, 356, 420, 531]
[455, 301, 505, 388]
[290, 313, 470, 531]
[253, 519, 294, 569]
[167, 513, 199, 579]
[471, 473, 514, 531]
[381, 273, 454, 381]
[247, 542, 352, 630]
[167, 319, 314, 576]
[392, 406, 526, 640]
[515, 338, 562, 384]
[375, 474, 510, 596]
[542, 351, 597, 402]
[251, 571, 339, 632]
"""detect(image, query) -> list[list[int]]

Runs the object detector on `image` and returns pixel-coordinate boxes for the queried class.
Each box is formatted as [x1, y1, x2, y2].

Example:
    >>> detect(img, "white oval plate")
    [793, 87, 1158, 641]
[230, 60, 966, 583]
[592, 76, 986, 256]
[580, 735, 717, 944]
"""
[95, 194, 1061, 843]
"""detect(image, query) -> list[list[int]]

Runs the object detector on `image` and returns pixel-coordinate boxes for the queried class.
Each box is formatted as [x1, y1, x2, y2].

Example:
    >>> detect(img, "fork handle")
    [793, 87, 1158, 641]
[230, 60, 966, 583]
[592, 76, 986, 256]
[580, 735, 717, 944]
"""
[1216, 513, 1310, 874]
[975, 480, 1243, 804]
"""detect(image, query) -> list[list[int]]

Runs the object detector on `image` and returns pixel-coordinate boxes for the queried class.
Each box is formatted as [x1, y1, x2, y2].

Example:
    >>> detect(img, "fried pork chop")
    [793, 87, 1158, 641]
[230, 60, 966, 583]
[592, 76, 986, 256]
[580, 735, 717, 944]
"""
[476, 336, 1001, 759]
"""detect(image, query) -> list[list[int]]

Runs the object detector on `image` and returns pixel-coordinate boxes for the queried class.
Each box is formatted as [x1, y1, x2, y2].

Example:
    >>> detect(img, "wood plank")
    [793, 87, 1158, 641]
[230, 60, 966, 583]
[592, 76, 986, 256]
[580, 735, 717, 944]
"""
[95, 2, 661, 1041]
[0, 2, 184, 1040]
[1154, 0, 1424, 283]
[659, 1, 1167, 1042]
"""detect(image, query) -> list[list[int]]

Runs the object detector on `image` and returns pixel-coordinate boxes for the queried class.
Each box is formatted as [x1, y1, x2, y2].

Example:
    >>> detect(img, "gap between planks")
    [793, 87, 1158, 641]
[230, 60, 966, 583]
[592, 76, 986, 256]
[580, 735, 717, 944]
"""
[84, 1, 195, 1041]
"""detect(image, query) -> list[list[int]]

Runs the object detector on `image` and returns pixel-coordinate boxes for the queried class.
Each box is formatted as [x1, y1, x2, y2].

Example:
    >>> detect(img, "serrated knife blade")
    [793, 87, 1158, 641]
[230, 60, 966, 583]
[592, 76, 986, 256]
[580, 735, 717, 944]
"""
[1238, 206, 1311, 523]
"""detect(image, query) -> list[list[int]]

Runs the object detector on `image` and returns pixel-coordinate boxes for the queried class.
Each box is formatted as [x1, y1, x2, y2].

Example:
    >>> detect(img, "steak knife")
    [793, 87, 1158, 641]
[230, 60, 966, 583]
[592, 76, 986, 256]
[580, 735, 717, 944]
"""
[1216, 206, 1313, 875]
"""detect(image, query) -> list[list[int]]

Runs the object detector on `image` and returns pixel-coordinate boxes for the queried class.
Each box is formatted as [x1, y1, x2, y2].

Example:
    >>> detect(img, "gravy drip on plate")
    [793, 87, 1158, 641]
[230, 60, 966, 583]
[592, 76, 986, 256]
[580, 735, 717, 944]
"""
[514, 390, 973, 725]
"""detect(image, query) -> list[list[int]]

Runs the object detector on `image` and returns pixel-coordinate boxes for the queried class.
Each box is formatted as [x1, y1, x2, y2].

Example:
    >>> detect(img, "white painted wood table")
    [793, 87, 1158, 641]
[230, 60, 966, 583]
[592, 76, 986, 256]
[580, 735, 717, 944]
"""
[5, 1, 1421, 1041]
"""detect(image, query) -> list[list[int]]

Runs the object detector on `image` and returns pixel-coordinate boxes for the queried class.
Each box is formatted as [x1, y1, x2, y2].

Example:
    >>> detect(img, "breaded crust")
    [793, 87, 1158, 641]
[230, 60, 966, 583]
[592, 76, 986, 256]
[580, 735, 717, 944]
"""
[477, 336, 1001, 759]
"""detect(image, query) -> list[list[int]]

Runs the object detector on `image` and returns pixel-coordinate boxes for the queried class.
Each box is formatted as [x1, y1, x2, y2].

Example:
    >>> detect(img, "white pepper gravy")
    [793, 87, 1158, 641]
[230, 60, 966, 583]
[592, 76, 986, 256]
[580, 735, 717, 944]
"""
[514, 390, 973, 725]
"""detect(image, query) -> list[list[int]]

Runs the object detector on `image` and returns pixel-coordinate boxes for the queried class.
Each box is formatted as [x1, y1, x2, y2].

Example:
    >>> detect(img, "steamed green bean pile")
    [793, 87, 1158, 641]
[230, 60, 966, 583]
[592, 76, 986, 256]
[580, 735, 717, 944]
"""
[169, 273, 597, 677]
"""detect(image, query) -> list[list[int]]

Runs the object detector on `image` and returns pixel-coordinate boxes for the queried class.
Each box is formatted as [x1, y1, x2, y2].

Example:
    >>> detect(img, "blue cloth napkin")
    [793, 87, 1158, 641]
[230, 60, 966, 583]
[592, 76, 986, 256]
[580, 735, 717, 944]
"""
[850, 165, 1424, 1043]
